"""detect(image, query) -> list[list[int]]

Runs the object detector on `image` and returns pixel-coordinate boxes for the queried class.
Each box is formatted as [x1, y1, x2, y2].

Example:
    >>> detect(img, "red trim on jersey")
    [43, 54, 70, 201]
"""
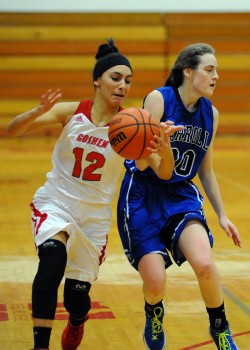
[74, 100, 93, 122]
[73, 100, 124, 126]
[99, 235, 108, 265]
[30, 202, 48, 236]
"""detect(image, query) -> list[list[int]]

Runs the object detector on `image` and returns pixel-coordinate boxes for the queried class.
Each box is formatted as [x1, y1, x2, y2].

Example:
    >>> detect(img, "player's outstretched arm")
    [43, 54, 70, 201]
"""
[7, 89, 63, 137]
[198, 144, 241, 248]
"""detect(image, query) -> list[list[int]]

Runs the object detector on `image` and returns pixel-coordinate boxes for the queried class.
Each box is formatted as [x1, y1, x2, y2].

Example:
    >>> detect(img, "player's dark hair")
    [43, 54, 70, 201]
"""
[93, 38, 132, 80]
[165, 43, 215, 88]
[95, 38, 119, 59]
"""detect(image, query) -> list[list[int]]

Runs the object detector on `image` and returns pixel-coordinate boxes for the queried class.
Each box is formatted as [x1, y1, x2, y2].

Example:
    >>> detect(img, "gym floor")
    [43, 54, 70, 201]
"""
[0, 135, 249, 349]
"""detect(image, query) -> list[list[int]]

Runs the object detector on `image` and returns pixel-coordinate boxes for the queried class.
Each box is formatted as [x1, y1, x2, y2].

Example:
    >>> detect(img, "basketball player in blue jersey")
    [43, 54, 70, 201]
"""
[117, 43, 241, 350]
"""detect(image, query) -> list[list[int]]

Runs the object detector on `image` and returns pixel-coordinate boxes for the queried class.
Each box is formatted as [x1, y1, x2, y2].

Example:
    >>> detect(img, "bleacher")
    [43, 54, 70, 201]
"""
[1, 12, 250, 135]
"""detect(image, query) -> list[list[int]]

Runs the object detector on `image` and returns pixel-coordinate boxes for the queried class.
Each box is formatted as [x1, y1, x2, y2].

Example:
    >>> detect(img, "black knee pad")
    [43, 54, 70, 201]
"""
[32, 239, 67, 319]
[64, 278, 91, 319]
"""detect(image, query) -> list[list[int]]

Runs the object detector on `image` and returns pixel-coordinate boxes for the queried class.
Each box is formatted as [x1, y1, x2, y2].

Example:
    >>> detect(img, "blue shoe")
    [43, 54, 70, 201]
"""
[143, 303, 166, 350]
[209, 323, 239, 349]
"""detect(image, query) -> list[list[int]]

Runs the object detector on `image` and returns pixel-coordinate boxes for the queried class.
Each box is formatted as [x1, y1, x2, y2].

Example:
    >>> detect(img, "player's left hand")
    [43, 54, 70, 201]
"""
[161, 121, 185, 137]
[160, 120, 184, 140]
[219, 216, 241, 247]
[148, 122, 184, 158]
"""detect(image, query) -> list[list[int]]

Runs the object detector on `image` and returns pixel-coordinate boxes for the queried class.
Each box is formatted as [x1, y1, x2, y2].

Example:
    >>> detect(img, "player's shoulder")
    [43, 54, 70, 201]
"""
[211, 105, 219, 131]
[55, 101, 79, 111]
[212, 105, 219, 117]
[144, 89, 163, 103]
[51, 101, 79, 125]
[54, 101, 78, 115]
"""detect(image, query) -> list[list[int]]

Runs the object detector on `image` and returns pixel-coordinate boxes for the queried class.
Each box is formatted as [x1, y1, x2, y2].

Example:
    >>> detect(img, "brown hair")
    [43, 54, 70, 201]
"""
[165, 43, 215, 87]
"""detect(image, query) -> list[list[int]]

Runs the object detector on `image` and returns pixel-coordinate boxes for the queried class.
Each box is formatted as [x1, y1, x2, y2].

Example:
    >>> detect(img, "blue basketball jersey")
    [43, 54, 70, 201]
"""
[124, 86, 214, 184]
[118, 86, 215, 270]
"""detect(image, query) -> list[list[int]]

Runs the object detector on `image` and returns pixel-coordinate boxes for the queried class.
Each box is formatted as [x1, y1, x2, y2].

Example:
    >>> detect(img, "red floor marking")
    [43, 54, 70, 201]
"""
[0, 304, 9, 321]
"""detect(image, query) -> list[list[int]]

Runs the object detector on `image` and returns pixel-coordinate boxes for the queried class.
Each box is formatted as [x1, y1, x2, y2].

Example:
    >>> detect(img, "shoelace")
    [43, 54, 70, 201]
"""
[150, 307, 164, 340]
[217, 329, 233, 350]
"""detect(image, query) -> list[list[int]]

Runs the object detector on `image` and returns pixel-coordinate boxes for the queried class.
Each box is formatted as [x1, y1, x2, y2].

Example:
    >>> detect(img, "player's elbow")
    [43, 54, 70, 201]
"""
[7, 125, 23, 137]
[135, 159, 148, 171]
[158, 168, 173, 180]
[7, 124, 19, 137]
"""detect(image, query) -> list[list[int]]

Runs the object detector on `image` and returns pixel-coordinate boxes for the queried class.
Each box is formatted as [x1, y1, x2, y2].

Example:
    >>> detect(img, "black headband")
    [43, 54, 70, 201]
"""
[93, 52, 132, 80]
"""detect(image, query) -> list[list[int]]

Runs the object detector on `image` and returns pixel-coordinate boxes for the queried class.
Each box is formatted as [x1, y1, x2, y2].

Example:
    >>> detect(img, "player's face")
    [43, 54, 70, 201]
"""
[190, 53, 219, 98]
[97, 65, 132, 106]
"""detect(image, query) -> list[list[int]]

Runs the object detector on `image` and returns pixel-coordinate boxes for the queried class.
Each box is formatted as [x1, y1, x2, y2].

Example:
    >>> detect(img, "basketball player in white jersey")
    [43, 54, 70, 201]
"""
[7, 39, 178, 350]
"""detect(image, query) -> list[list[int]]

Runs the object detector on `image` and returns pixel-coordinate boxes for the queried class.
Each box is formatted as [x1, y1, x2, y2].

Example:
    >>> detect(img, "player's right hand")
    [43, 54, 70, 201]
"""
[39, 89, 62, 113]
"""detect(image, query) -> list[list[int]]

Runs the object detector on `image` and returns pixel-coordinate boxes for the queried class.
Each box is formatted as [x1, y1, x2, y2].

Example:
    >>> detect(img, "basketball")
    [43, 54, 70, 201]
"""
[108, 107, 160, 160]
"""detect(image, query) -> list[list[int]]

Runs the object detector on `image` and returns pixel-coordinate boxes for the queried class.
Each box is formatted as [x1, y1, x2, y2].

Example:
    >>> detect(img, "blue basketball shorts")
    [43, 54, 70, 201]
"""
[117, 173, 214, 271]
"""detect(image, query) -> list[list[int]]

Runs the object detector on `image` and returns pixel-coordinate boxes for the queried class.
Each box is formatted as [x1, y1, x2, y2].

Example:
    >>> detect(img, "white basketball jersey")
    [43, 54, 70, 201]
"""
[36, 100, 124, 205]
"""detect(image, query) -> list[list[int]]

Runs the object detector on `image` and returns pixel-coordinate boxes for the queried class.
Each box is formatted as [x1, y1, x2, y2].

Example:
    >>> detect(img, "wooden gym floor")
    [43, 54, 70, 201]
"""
[0, 135, 249, 349]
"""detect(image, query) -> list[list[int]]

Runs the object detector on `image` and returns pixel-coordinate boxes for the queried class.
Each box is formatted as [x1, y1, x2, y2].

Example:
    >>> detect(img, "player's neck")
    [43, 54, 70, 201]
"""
[91, 101, 119, 126]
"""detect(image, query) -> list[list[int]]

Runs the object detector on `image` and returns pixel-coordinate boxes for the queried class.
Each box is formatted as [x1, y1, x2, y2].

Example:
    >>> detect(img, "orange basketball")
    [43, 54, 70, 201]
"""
[108, 107, 160, 160]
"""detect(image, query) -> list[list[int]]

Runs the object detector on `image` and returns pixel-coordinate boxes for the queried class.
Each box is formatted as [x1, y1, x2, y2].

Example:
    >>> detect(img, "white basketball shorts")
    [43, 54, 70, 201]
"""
[30, 191, 112, 283]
